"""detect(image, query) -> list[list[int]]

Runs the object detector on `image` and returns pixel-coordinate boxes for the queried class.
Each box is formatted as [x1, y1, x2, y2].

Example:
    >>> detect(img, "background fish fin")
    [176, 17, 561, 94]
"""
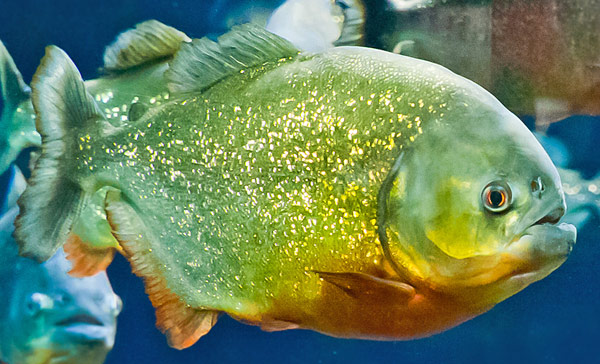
[333, 0, 365, 47]
[315, 271, 415, 304]
[534, 98, 571, 130]
[166, 23, 299, 96]
[265, 0, 364, 51]
[105, 190, 219, 349]
[14, 46, 105, 261]
[392, 40, 416, 55]
[103, 20, 191, 73]
[0, 165, 26, 216]
[63, 233, 116, 277]
[0, 40, 37, 176]
[266, 0, 344, 52]
[0, 40, 30, 109]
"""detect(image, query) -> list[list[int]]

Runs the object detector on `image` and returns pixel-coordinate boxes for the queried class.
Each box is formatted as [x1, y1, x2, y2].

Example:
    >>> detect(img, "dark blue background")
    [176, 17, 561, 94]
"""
[1, 1, 598, 363]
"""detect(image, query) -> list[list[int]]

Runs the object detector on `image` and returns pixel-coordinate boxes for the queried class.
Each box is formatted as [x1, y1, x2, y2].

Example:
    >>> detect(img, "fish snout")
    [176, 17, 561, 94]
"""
[105, 293, 123, 316]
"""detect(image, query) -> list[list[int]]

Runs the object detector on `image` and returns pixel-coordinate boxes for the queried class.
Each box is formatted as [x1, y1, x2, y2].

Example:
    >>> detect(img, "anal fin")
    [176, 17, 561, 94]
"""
[104, 190, 219, 349]
[63, 233, 115, 277]
[147, 275, 220, 349]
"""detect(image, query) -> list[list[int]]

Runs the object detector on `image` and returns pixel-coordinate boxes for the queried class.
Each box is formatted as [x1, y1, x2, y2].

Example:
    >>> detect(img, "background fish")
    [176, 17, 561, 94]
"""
[0, 20, 190, 177]
[536, 133, 600, 230]
[15, 25, 575, 349]
[369, 0, 600, 128]
[267, 0, 599, 128]
[560, 169, 600, 229]
[0, 171, 122, 364]
[266, 0, 364, 51]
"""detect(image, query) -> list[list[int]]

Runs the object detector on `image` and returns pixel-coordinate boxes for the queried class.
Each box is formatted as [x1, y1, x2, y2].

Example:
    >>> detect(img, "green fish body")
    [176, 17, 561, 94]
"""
[16, 25, 576, 349]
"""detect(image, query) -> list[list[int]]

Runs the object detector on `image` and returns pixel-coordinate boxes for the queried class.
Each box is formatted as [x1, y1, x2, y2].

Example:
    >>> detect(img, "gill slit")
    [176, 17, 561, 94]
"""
[376, 151, 413, 284]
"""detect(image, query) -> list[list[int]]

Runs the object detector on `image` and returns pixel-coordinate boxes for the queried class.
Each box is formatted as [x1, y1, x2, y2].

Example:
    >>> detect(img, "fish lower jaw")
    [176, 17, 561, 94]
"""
[508, 222, 576, 261]
[490, 222, 577, 295]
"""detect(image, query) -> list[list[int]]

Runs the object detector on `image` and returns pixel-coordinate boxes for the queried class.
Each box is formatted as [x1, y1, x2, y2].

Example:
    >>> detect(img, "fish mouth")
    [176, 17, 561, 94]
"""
[53, 312, 113, 343]
[531, 206, 564, 226]
[507, 205, 576, 280]
[55, 314, 104, 327]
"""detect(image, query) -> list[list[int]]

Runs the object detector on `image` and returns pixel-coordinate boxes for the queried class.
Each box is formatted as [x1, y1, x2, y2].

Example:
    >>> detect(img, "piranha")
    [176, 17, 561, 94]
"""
[0, 19, 191, 176]
[15, 24, 576, 349]
[0, 172, 122, 364]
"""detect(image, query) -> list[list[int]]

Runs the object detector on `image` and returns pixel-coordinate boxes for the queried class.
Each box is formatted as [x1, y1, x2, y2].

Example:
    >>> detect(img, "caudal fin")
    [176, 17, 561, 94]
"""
[14, 46, 106, 261]
[0, 40, 40, 175]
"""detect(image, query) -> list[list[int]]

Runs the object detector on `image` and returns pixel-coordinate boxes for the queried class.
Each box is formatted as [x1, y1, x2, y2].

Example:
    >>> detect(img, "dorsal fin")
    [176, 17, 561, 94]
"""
[166, 24, 300, 95]
[0, 40, 30, 108]
[103, 20, 191, 73]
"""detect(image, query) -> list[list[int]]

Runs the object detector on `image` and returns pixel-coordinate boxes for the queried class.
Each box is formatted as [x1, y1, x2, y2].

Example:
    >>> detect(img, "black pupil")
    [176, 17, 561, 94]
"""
[490, 190, 504, 207]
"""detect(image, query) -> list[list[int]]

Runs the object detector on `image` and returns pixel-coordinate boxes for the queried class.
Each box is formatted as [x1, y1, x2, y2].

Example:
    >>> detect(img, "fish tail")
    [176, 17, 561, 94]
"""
[0, 40, 39, 175]
[14, 46, 105, 261]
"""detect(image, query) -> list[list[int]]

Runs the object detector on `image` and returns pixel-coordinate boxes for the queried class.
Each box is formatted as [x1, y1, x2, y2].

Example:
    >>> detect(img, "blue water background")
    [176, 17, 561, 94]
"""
[0, 1, 598, 363]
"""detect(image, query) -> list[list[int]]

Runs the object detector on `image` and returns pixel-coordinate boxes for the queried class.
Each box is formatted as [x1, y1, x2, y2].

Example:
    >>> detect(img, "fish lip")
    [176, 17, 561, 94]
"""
[54, 313, 104, 327]
[52, 312, 113, 344]
[531, 206, 564, 226]
[511, 201, 573, 244]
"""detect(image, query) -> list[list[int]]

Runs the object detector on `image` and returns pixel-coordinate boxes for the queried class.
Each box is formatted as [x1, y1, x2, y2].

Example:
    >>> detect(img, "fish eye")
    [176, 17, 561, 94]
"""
[26, 293, 54, 316]
[481, 181, 512, 214]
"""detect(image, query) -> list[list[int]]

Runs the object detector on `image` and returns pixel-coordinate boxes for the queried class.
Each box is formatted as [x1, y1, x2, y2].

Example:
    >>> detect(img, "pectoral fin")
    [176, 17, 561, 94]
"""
[315, 271, 415, 304]
[64, 187, 122, 276]
[260, 319, 300, 332]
